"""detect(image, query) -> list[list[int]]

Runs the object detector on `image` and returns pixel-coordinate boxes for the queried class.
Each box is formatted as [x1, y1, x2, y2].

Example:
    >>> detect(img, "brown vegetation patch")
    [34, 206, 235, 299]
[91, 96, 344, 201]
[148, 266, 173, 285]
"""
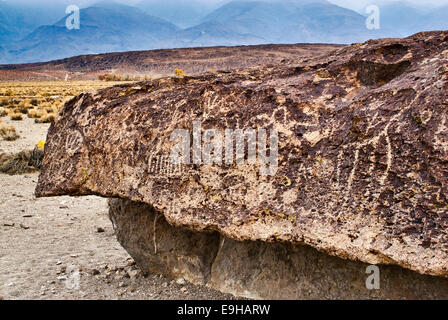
[0, 147, 44, 175]
[0, 120, 19, 141]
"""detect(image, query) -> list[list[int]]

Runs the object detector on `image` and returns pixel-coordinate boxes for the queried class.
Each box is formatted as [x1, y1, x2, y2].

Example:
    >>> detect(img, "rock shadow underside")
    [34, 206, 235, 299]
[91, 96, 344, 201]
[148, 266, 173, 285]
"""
[109, 199, 448, 300]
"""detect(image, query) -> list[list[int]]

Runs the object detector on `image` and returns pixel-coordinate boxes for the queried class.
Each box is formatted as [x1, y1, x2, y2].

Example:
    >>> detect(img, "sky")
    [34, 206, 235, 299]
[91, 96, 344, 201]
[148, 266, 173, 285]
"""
[329, 0, 448, 11]
[3, 0, 448, 10]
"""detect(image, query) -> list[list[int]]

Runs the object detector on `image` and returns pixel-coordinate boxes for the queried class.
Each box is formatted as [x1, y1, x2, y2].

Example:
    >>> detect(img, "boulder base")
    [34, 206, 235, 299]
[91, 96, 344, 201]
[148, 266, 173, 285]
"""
[109, 198, 448, 300]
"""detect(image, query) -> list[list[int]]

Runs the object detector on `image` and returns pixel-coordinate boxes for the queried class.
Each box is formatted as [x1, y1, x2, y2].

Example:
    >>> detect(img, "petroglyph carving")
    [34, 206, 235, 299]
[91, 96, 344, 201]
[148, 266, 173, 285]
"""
[37, 31, 448, 278]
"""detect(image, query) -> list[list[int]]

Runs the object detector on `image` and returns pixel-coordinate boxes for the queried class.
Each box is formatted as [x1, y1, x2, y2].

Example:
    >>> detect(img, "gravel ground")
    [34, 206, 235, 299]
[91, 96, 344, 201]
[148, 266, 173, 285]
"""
[0, 117, 50, 154]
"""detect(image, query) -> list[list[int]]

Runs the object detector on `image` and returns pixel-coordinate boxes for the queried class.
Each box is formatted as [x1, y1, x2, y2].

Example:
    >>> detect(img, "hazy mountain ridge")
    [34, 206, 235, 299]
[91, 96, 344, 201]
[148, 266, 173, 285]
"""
[0, 0, 447, 64]
[2, 3, 180, 64]
[199, 1, 390, 44]
[0, 2, 65, 43]
[136, 0, 225, 28]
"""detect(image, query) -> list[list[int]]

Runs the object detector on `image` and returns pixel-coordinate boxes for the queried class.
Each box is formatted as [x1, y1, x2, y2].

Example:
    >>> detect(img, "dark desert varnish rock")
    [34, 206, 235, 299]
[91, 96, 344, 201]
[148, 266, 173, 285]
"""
[36, 31, 448, 279]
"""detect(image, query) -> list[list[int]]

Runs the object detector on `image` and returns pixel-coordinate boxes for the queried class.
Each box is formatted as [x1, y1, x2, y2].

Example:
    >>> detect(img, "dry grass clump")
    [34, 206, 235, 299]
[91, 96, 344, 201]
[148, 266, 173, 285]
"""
[98, 73, 151, 81]
[10, 113, 23, 121]
[0, 80, 130, 124]
[0, 99, 9, 107]
[27, 108, 44, 119]
[125, 75, 151, 81]
[35, 113, 55, 124]
[98, 73, 125, 81]
[175, 68, 185, 76]
[25, 101, 60, 123]
[28, 109, 55, 123]
[0, 148, 44, 175]
[0, 121, 19, 141]
[27, 106, 56, 123]
[15, 100, 32, 114]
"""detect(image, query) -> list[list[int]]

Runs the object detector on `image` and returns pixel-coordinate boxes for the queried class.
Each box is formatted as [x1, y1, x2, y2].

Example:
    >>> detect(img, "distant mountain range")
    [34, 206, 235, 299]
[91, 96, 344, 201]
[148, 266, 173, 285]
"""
[136, 0, 225, 28]
[0, 0, 447, 64]
[195, 0, 386, 44]
[5, 3, 180, 64]
[0, 1, 65, 43]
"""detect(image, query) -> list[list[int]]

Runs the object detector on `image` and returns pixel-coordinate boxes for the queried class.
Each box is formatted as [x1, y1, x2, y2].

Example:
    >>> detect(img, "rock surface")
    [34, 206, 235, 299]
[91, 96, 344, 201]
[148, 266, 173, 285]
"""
[37, 31, 448, 280]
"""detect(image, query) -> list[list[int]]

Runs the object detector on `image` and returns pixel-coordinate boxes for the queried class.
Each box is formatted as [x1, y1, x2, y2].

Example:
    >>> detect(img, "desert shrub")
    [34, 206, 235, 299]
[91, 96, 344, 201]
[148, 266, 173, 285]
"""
[53, 101, 62, 109]
[0, 99, 8, 107]
[27, 108, 43, 119]
[40, 102, 51, 109]
[0, 148, 44, 175]
[175, 69, 185, 76]
[48, 105, 59, 114]
[98, 73, 124, 81]
[10, 113, 23, 121]
[16, 101, 32, 114]
[35, 114, 54, 124]
[2, 129, 19, 141]
[0, 107, 7, 117]
[30, 99, 39, 106]
[0, 122, 19, 141]
[18, 108, 29, 115]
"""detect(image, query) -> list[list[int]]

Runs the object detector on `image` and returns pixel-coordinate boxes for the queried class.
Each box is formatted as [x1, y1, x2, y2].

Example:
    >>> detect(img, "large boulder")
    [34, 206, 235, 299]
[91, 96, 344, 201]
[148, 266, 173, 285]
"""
[36, 31, 448, 298]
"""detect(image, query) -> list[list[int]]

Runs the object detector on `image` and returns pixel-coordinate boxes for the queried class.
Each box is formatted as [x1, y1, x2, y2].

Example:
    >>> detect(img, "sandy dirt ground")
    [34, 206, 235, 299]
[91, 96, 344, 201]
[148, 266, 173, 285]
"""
[0, 118, 237, 300]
